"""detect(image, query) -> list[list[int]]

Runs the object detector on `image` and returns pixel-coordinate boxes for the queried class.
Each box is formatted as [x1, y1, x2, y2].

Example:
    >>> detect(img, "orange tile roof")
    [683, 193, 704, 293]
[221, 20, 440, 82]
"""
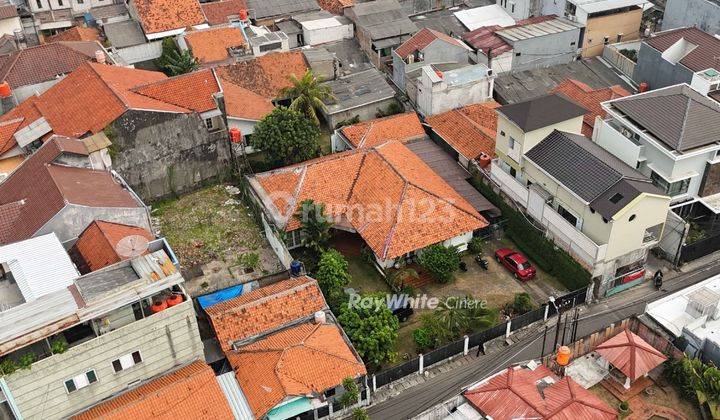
[71, 220, 154, 273]
[132, 68, 221, 113]
[395, 27, 466, 59]
[426, 101, 500, 160]
[317, 0, 354, 14]
[207, 276, 327, 351]
[201, 0, 247, 25]
[551, 79, 630, 137]
[220, 77, 275, 121]
[250, 141, 487, 259]
[227, 322, 366, 418]
[595, 329, 667, 381]
[216, 51, 308, 98]
[339, 112, 425, 148]
[132, 0, 206, 35]
[184, 26, 246, 63]
[45, 26, 101, 43]
[73, 361, 234, 420]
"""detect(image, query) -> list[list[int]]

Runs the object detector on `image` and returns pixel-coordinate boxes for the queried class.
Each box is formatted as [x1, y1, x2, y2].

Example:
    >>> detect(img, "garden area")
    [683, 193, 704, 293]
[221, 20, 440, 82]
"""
[152, 184, 283, 296]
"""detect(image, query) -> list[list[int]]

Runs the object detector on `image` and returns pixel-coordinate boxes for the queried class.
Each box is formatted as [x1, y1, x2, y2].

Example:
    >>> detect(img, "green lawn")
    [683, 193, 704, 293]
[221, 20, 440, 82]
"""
[345, 254, 390, 294]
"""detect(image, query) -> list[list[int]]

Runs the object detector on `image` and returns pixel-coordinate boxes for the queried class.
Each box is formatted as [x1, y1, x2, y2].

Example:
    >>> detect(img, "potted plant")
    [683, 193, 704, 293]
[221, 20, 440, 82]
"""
[618, 400, 630, 414]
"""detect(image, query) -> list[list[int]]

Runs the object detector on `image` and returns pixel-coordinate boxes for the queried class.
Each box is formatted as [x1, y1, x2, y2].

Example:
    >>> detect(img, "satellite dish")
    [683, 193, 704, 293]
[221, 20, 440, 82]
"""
[115, 235, 150, 258]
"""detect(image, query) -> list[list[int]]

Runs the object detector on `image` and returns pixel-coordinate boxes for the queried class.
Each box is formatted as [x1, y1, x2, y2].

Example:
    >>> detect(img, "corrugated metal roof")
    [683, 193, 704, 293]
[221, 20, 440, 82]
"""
[454, 5, 515, 31]
[596, 329, 667, 381]
[248, 0, 319, 19]
[0, 233, 78, 302]
[496, 17, 582, 41]
[216, 371, 254, 420]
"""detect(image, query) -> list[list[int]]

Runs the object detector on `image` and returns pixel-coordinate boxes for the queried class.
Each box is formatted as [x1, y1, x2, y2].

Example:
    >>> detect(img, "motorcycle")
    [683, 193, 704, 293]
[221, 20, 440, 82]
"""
[475, 254, 489, 270]
[653, 270, 663, 290]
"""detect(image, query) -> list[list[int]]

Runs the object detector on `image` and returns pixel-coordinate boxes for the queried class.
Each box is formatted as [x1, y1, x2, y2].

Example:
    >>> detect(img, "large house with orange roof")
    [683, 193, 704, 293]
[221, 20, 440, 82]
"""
[0, 61, 284, 199]
[247, 141, 488, 269]
[331, 112, 425, 152]
[551, 79, 630, 137]
[207, 275, 366, 419]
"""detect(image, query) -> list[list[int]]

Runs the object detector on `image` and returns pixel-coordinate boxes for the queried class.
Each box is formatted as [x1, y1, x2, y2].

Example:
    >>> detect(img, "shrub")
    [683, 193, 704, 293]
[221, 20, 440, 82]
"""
[511, 292, 534, 315]
[237, 252, 260, 270]
[0, 359, 17, 376]
[619, 400, 629, 411]
[339, 377, 360, 407]
[375, 101, 404, 118]
[470, 177, 591, 290]
[18, 353, 36, 370]
[338, 293, 399, 364]
[412, 327, 433, 351]
[50, 338, 68, 354]
[315, 249, 351, 311]
[419, 244, 460, 283]
[352, 408, 370, 420]
[468, 236, 484, 254]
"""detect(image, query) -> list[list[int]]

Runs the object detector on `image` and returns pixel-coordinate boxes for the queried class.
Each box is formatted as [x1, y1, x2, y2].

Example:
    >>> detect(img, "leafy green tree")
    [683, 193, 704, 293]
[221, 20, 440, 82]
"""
[294, 199, 333, 259]
[338, 292, 399, 365]
[419, 244, 460, 283]
[415, 297, 497, 350]
[281, 70, 334, 126]
[468, 236, 484, 254]
[412, 326, 433, 351]
[352, 408, 370, 420]
[251, 107, 321, 167]
[155, 38, 198, 76]
[510, 292, 534, 315]
[315, 248, 350, 310]
[339, 377, 360, 407]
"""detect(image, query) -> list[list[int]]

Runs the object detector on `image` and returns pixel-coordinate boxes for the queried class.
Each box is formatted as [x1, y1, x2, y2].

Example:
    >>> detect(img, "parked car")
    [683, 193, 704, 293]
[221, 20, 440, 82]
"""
[388, 299, 413, 322]
[494, 248, 536, 281]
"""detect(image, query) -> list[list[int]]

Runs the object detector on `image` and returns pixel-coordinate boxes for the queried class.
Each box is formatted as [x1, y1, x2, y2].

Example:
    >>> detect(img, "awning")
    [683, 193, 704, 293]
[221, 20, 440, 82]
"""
[198, 282, 258, 309]
[267, 397, 314, 420]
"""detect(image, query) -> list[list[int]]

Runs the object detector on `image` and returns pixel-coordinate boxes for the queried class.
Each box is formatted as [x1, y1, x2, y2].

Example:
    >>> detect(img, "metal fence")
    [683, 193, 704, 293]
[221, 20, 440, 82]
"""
[375, 357, 421, 388]
[681, 233, 720, 263]
[423, 339, 466, 368]
[510, 306, 546, 332]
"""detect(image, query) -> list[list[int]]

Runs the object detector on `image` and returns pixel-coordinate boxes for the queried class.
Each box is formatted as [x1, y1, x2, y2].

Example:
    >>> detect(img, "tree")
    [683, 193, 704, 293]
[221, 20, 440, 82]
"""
[155, 38, 198, 76]
[339, 377, 360, 407]
[251, 107, 321, 167]
[315, 249, 350, 310]
[338, 292, 399, 365]
[419, 244, 460, 283]
[281, 70, 334, 126]
[294, 199, 333, 259]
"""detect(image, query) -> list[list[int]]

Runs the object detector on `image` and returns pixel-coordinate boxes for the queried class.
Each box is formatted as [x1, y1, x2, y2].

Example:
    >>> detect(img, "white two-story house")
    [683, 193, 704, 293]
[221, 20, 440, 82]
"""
[491, 94, 670, 297]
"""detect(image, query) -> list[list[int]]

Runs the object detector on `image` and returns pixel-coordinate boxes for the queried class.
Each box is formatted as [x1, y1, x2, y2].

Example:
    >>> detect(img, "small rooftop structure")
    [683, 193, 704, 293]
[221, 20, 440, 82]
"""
[345, 0, 417, 45]
[73, 361, 234, 420]
[425, 101, 500, 161]
[338, 112, 425, 149]
[596, 329, 667, 381]
[454, 4, 515, 31]
[395, 27, 467, 60]
[184, 26, 246, 64]
[69, 220, 155, 274]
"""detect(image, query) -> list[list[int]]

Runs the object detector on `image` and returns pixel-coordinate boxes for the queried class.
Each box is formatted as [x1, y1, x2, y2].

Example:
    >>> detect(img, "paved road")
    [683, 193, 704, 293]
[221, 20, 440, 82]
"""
[368, 259, 720, 419]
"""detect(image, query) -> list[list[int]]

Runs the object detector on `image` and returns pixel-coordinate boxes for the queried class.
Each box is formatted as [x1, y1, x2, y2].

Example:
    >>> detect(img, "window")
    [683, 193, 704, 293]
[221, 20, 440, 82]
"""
[508, 136, 515, 149]
[603, 36, 609, 45]
[259, 42, 282, 53]
[205, 118, 214, 131]
[515, 52, 521, 57]
[500, 130, 505, 137]
[58, 0, 63, 5]
[112, 351, 142, 373]
[571, 41, 576, 46]
[0, 387, 17, 420]
[557, 204, 578, 227]
[64, 371, 98, 393]
[511, 3, 515, 13]
[504, 256, 517, 268]
[616, 34, 623, 43]
[629, 214, 636, 221]
[650, 171, 690, 196]
[609, 193, 623, 204]
[35, 0, 42, 8]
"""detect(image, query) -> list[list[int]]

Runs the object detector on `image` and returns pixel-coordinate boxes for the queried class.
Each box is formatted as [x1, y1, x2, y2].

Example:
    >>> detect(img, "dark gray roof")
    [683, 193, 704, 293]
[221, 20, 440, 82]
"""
[525, 130, 662, 219]
[104, 20, 146, 48]
[405, 138, 500, 216]
[74, 261, 140, 302]
[322, 68, 395, 113]
[346, 0, 417, 41]
[248, 0, 320, 20]
[498, 94, 588, 132]
[610, 84, 720, 153]
[494, 57, 636, 104]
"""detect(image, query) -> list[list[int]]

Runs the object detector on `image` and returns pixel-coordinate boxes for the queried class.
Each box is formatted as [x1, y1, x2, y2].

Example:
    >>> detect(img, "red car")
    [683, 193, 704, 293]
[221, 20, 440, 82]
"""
[495, 248, 536, 281]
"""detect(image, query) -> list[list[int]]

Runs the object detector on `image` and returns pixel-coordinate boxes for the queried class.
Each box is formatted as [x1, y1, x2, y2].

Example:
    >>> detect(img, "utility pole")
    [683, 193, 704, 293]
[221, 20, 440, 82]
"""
[540, 325, 548, 358]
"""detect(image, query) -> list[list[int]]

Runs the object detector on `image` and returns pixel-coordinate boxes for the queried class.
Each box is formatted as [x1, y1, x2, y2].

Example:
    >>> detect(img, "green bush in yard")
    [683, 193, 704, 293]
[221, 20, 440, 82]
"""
[419, 244, 460, 283]
[315, 249, 351, 311]
[338, 292, 399, 365]
[412, 327, 433, 351]
[468, 236, 484, 254]
[470, 177, 591, 290]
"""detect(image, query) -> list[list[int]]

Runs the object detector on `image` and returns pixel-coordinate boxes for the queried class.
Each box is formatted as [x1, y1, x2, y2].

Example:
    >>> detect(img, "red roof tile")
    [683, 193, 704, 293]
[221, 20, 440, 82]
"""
[207, 276, 327, 351]
[0, 136, 142, 244]
[251, 141, 487, 259]
[0, 3, 16, 20]
[551, 79, 630, 137]
[463, 15, 556, 56]
[200, 0, 247, 25]
[70, 220, 154, 273]
[132, 68, 220, 113]
[220, 77, 274, 121]
[464, 365, 616, 419]
[645, 27, 720, 73]
[132, 0, 206, 35]
[395, 28, 466, 59]
[340, 112, 425, 148]
[227, 322, 366, 418]
[596, 329, 667, 381]
[0, 42, 101, 89]
[216, 51, 308, 98]
[45, 26, 101, 43]
[426, 101, 500, 160]
[184, 26, 246, 63]
[73, 361, 234, 420]
[317, 0, 354, 14]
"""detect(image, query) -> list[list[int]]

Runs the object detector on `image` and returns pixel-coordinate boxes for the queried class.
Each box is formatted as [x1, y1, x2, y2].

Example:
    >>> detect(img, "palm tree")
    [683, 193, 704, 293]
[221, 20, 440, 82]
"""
[282, 70, 334, 126]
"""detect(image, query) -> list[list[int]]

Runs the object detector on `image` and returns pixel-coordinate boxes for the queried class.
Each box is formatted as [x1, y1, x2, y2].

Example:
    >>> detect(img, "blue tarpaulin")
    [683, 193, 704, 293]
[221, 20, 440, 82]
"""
[198, 284, 246, 309]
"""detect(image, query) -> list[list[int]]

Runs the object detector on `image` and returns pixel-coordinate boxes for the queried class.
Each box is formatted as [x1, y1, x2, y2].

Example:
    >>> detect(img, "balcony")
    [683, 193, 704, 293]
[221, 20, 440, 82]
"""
[594, 119, 645, 168]
[490, 161, 607, 273]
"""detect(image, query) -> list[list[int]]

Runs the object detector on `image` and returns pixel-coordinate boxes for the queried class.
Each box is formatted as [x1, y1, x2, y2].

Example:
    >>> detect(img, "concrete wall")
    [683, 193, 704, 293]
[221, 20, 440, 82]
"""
[393, 40, 470, 94]
[37, 204, 151, 244]
[663, 0, 720, 36]
[633, 41, 694, 89]
[324, 96, 397, 128]
[114, 41, 163, 65]
[302, 21, 353, 45]
[509, 28, 581, 71]
[497, 0, 541, 20]
[3, 300, 203, 420]
[582, 7, 643, 57]
[110, 110, 233, 201]
[602, 40, 640, 79]
[541, 0, 567, 16]
[417, 66, 494, 116]
[0, 16, 21, 36]
[13, 79, 61, 103]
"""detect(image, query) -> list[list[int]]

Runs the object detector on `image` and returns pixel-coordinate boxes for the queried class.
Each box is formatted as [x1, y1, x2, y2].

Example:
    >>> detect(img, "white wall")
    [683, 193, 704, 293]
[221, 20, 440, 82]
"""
[0, 16, 21, 36]
[13, 79, 62, 103]
[302, 21, 353, 46]
[114, 40, 163, 64]
[417, 65, 495, 116]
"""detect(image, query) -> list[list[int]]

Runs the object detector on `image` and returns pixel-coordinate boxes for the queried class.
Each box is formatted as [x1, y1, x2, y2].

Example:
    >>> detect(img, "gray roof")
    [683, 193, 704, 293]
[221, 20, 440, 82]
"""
[90, 3, 129, 20]
[346, 0, 417, 41]
[405, 139, 499, 216]
[322, 68, 395, 114]
[610, 84, 720, 153]
[104, 20, 146, 48]
[525, 130, 661, 219]
[248, 0, 320, 20]
[293, 10, 334, 22]
[410, 6, 469, 38]
[276, 19, 302, 35]
[319, 38, 373, 75]
[498, 94, 588, 132]
[494, 57, 636, 104]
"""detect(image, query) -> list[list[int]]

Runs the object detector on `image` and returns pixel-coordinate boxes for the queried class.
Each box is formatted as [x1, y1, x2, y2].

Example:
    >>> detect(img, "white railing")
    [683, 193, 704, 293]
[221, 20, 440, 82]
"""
[490, 162, 528, 207]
